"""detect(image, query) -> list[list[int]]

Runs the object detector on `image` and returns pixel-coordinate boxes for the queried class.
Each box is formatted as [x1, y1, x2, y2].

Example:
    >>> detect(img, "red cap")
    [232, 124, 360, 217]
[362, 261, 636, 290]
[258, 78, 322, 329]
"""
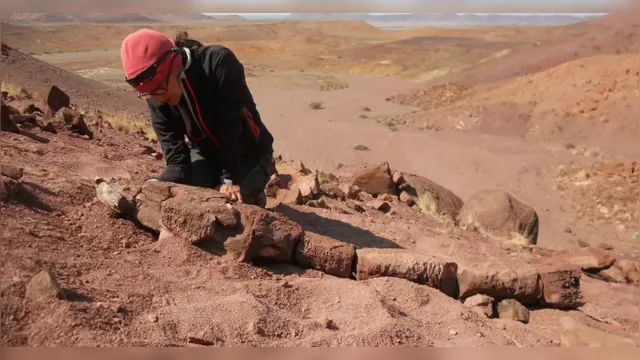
[120, 28, 175, 80]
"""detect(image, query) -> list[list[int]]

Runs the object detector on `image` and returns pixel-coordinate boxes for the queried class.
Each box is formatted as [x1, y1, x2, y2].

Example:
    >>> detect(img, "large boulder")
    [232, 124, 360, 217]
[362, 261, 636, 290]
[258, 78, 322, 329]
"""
[399, 173, 463, 222]
[349, 161, 396, 196]
[458, 189, 539, 245]
[355, 248, 459, 298]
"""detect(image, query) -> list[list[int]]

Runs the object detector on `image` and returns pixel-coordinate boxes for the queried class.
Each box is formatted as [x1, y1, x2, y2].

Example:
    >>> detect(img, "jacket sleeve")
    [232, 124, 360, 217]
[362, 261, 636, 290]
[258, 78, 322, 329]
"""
[148, 100, 192, 185]
[205, 47, 246, 182]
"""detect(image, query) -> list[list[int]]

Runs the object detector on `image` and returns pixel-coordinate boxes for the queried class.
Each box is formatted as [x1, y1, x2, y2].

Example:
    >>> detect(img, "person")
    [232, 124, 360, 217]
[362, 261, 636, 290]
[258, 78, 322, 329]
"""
[120, 29, 274, 207]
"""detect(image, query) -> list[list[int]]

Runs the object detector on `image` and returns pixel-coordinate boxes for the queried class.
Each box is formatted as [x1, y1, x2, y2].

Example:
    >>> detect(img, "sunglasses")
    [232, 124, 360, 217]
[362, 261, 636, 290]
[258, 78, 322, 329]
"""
[124, 48, 179, 99]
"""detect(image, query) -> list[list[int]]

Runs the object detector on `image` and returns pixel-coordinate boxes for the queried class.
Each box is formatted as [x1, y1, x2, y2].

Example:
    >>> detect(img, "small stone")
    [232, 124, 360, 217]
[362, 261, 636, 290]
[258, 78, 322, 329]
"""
[557, 165, 567, 177]
[597, 242, 613, 251]
[248, 321, 262, 335]
[597, 266, 626, 283]
[365, 199, 391, 214]
[346, 200, 365, 213]
[449, 330, 458, 336]
[358, 192, 375, 202]
[306, 199, 327, 208]
[0, 165, 23, 180]
[392, 172, 405, 185]
[325, 318, 338, 330]
[463, 294, 495, 318]
[276, 186, 302, 205]
[26, 270, 63, 302]
[147, 314, 159, 323]
[399, 191, 415, 206]
[584, 149, 600, 158]
[576, 239, 590, 248]
[497, 299, 530, 323]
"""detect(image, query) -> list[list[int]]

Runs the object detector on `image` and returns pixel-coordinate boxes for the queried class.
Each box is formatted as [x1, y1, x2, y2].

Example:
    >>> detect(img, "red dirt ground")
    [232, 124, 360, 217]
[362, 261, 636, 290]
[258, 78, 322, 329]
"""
[1, 11, 639, 347]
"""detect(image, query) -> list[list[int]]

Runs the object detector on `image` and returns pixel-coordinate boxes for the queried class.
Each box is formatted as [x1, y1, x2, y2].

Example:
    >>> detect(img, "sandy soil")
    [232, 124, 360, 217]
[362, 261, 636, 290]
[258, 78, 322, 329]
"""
[1, 11, 639, 347]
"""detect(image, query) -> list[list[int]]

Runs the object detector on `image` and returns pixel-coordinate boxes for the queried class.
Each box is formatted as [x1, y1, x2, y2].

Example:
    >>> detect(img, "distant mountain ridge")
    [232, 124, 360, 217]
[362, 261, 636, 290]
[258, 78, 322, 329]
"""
[3, 13, 247, 23]
[287, 13, 603, 26]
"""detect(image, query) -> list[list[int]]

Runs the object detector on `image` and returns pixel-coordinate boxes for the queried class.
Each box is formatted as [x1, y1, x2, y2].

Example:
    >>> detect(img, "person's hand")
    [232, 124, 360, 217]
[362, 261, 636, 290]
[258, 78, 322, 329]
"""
[219, 184, 243, 202]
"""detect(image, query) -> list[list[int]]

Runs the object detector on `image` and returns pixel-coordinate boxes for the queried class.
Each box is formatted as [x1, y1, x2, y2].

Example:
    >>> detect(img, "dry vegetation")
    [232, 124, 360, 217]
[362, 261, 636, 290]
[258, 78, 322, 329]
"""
[1, 81, 24, 97]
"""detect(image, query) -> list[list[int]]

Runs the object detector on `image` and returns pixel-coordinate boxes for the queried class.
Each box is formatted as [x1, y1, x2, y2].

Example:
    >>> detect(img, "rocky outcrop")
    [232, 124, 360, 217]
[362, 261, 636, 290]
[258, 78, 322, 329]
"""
[93, 167, 593, 311]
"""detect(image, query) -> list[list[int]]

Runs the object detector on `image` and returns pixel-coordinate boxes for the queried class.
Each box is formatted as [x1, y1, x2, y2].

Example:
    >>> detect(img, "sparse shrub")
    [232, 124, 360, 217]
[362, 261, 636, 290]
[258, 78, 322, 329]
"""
[309, 101, 324, 110]
[362, 106, 371, 112]
[317, 75, 349, 91]
[358, 114, 368, 119]
[1, 81, 23, 97]
[101, 113, 157, 140]
[353, 144, 370, 151]
[376, 115, 407, 132]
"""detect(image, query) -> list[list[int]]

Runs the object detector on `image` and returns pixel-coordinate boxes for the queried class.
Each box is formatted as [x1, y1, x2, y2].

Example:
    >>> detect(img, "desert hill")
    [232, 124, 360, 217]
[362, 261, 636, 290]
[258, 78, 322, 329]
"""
[2, 13, 246, 23]
[5, 13, 161, 23]
[390, 53, 640, 146]
[1, 43, 149, 129]
[289, 13, 599, 26]
[465, 11, 640, 85]
[0, 20, 374, 55]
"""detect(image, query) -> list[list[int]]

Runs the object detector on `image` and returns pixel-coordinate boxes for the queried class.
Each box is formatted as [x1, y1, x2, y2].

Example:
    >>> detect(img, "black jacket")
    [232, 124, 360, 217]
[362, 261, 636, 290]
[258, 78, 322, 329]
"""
[147, 45, 274, 185]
